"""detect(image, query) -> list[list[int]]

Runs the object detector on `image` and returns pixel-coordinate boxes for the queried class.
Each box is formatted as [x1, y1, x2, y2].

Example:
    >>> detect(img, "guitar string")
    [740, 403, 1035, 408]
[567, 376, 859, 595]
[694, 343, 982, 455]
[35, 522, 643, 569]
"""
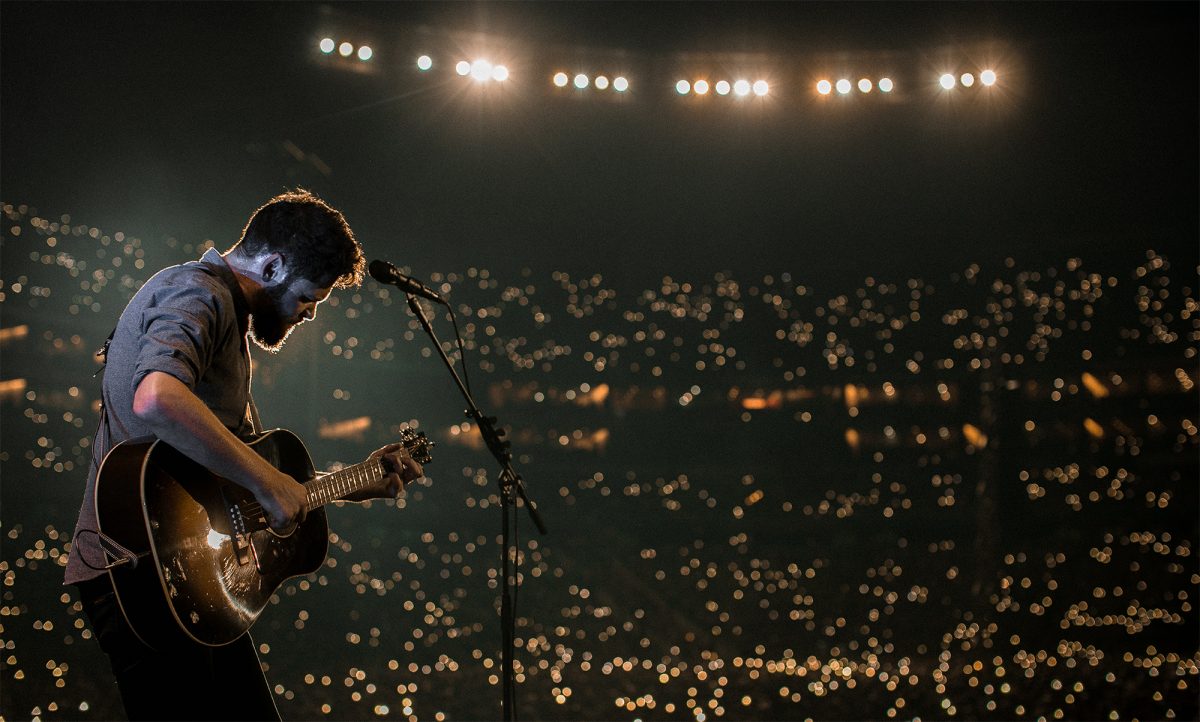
[237, 459, 389, 520]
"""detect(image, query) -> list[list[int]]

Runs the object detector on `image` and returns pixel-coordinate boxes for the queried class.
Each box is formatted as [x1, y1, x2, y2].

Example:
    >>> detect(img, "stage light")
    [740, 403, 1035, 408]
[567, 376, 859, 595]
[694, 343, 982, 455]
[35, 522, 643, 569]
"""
[835, 79, 852, 95]
[733, 79, 750, 96]
[960, 72, 975, 87]
[470, 59, 493, 82]
[574, 73, 589, 89]
[939, 73, 956, 90]
[595, 75, 610, 90]
[857, 78, 872, 93]
[676, 79, 691, 95]
[816, 79, 832, 95]
[357, 46, 373, 62]
[319, 38, 335, 54]
[878, 77, 894, 92]
[980, 69, 997, 86]
[613, 76, 629, 92]
[715, 80, 731, 96]
[553, 72, 569, 87]
[492, 65, 509, 82]
[693, 79, 709, 95]
[338, 42, 354, 57]
[455, 60, 471, 76]
[752, 80, 769, 96]
[416, 55, 433, 71]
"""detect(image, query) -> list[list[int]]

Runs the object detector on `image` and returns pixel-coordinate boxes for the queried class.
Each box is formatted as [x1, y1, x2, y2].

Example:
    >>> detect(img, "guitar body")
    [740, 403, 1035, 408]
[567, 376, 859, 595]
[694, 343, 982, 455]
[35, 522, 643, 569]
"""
[95, 429, 329, 649]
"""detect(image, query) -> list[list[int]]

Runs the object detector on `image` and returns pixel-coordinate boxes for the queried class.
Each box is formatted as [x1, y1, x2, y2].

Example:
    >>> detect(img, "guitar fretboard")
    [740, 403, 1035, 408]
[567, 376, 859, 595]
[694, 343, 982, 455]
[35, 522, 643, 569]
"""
[303, 459, 388, 510]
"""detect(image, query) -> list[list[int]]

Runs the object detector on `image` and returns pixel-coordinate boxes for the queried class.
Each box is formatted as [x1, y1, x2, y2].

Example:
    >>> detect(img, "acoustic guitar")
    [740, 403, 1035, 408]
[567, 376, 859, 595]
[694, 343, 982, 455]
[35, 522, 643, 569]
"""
[94, 427, 433, 649]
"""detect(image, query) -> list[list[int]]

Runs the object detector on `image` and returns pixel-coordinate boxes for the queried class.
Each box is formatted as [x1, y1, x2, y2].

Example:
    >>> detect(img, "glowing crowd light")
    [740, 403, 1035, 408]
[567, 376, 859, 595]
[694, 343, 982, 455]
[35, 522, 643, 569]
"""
[455, 60, 471, 76]
[816, 79, 832, 95]
[733, 79, 750, 97]
[693, 79, 709, 95]
[939, 73, 956, 90]
[595, 75, 610, 90]
[752, 80, 769, 96]
[553, 72, 569, 87]
[319, 38, 335, 54]
[675, 79, 691, 95]
[612, 76, 629, 92]
[715, 80, 731, 96]
[574, 73, 589, 89]
[416, 55, 433, 71]
[960, 72, 975, 87]
[980, 69, 997, 86]
[835, 79, 852, 95]
[357, 45, 373, 62]
[338, 42, 354, 58]
[878, 77, 894, 92]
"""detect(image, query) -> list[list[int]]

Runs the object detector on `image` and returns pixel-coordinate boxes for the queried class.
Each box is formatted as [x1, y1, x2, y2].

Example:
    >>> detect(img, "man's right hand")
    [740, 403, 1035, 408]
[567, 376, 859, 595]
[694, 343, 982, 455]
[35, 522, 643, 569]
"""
[255, 468, 309, 531]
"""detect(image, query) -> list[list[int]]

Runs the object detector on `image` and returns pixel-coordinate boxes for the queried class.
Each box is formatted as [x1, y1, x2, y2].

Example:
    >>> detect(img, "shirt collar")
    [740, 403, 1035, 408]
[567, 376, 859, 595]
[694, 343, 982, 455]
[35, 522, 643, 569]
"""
[199, 247, 251, 328]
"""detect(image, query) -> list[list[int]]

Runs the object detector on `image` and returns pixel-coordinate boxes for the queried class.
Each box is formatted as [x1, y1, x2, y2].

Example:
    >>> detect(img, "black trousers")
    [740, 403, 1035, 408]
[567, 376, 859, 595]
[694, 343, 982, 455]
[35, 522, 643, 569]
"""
[76, 576, 281, 721]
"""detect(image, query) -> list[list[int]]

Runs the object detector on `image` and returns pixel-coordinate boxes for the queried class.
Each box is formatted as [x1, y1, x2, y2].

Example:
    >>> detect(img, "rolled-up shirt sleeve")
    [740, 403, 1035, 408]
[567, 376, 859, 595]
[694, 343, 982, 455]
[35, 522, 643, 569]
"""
[131, 281, 220, 395]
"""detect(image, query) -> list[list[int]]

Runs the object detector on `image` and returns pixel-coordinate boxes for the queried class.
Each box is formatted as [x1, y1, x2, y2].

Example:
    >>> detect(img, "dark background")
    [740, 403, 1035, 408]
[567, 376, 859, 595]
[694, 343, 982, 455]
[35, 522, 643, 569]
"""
[1, 3, 1197, 720]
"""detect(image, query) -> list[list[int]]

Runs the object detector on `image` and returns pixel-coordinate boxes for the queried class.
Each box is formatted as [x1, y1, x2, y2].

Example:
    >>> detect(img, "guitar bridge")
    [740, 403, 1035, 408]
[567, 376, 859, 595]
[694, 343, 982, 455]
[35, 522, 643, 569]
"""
[223, 494, 255, 568]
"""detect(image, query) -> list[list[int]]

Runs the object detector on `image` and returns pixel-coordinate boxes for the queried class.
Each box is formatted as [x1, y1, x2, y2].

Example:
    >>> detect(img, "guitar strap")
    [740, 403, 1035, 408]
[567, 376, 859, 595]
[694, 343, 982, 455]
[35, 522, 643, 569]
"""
[76, 326, 144, 571]
[247, 395, 264, 436]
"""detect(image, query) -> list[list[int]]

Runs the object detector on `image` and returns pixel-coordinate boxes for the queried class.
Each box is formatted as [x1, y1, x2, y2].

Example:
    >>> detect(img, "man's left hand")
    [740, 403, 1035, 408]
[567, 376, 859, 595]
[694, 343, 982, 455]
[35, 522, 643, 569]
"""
[346, 443, 424, 502]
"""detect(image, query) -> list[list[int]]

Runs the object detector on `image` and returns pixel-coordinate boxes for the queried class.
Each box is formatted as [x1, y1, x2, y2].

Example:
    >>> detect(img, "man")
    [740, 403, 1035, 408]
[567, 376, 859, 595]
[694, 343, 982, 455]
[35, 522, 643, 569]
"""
[64, 189, 423, 720]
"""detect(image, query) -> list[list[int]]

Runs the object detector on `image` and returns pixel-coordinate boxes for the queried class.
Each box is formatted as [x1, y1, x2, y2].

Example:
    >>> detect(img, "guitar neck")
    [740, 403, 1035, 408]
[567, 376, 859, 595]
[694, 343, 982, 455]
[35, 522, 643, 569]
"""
[303, 458, 387, 510]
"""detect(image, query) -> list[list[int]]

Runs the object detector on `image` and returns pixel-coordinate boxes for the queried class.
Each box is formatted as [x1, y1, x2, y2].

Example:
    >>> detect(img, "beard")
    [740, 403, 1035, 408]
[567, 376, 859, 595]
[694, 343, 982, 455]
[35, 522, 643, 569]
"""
[249, 284, 298, 354]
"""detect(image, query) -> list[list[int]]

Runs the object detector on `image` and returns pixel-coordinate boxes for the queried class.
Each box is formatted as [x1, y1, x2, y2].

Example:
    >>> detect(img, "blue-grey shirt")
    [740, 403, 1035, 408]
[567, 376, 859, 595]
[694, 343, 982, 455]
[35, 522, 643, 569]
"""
[65, 248, 258, 584]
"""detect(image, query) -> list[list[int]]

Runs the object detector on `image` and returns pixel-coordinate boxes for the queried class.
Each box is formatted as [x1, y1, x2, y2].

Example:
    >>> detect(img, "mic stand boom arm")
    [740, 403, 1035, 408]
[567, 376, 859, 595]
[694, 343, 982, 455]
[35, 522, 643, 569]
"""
[404, 293, 546, 722]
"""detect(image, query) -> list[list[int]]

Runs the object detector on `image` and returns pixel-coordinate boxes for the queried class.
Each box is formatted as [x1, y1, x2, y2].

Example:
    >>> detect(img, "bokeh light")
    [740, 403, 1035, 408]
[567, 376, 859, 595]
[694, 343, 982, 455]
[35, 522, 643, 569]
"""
[715, 80, 731, 96]
[980, 69, 998, 86]
[857, 78, 872, 93]
[693, 79, 709, 95]
[835, 78, 852, 95]
[612, 76, 629, 92]
[733, 79, 751, 97]
[752, 80, 769, 96]
[594, 75, 610, 90]
[356, 45, 372, 62]
[675, 79, 691, 95]
[939, 73, 956, 90]
[455, 60, 470, 76]
[878, 77, 894, 92]
[574, 73, 589, 89]
[469, 59, 493, 82]
[491, 64, 509, 82]
[960, 72, 975, 87]
[816, 79, 832, 95]
[416, 55, 433, 71]
[553, 71, 569, 88]
[319, 38, 335, 54]
[338, 41, 354, 57]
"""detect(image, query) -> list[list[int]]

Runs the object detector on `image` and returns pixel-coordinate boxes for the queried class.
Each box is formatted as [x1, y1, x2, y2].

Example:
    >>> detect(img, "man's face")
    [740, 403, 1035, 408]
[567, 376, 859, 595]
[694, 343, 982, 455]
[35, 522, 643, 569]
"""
[250, 276, 333, 353]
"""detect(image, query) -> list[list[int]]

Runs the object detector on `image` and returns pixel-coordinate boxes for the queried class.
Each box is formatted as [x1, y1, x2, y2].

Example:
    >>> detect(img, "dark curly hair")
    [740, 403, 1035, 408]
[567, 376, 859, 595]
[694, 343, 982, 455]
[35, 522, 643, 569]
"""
[229, 189, 365, 289]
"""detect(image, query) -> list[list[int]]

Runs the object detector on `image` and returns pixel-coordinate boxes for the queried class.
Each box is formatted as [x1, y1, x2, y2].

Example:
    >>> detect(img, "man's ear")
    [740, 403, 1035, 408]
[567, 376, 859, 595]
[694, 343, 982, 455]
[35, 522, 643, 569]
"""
[259, 252, 287, 284]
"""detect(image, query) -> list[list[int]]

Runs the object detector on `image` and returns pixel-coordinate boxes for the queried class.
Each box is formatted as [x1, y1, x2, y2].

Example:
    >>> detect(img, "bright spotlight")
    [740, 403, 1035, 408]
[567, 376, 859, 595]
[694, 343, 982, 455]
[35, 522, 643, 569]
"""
[980, 69, 997, 86]
[960, 72, 975, 87]
[338, 42, 354, 57]
[357, 46, 373, 62]
[675, 79, 691, 95]
[857, 78, 872, 93]
[878, 77, 894, 92]
[553, 72, 569, 87]
[595, 75, 610, 90]
[939, 73, 956, 90]
[470, 59, 493, 82]
[416, 55, 433, 71]
[693, 79, 710, 95]
[752, 80, 769, 96]
[492, 65, 509, 82]
[715, 80, 731, 96]
[613, 76, 629, 92]
[319, 38, 335, 54]
[835, 79, 852, 95]
[455, 60, 471, 76]
[816, 79, 832, 95]
[574, 73, 589, 89]
[733, 79, 751, 96]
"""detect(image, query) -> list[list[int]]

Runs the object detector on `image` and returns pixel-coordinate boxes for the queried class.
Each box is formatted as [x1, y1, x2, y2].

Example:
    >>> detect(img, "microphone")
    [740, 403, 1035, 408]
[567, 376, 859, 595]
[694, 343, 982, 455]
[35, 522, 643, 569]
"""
[368, 260, 445, 304]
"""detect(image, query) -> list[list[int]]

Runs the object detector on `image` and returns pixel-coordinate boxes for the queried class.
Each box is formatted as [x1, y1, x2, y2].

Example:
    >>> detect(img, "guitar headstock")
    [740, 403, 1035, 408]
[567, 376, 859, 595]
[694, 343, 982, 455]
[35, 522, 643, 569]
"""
[399, 427, 435, 464]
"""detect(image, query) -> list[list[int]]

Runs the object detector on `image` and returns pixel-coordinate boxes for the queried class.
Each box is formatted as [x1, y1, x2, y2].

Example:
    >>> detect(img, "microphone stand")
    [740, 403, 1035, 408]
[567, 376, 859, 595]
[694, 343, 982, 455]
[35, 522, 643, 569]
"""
[403, 292, 547, 722]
